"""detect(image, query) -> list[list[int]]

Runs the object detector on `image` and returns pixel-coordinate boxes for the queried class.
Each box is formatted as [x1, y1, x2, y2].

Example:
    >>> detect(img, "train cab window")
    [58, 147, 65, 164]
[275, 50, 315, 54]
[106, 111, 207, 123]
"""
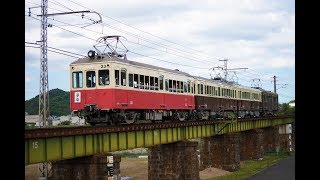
[165, 79, 169, 91]
[98, 70, 110, 86]
[72, 71, 83, 88]
[86, 71, 96, 88]
[134, 74, 139, 88]
[121, 69, 126, 86]
[159, 76, 163, 90]
[115, 70, 119, 86]
[155, 77, 159, 90]
[145, 76, 149, 89]
[197, 84, 200, 94]
[129, 73, 133, 87]
[150, 76, 154, 90]
[139, 75, 144, 89]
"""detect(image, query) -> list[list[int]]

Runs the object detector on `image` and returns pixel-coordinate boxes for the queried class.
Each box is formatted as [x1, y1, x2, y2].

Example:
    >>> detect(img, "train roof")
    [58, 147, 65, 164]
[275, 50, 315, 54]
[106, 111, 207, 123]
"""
[251, 87, 278, 95]
[71, 54, 193, 77]
[194, 76, 261, 92]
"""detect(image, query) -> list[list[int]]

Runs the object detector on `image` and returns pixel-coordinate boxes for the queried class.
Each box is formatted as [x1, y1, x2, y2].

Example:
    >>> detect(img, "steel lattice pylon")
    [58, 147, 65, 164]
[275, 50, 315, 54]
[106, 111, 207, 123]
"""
[38, 0, 51, 178]
[39, 0, 50, 128]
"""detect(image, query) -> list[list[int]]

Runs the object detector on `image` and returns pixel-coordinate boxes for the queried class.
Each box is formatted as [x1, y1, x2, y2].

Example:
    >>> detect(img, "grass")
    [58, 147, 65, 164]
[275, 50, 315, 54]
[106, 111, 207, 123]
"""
[207, 151, 290, 180]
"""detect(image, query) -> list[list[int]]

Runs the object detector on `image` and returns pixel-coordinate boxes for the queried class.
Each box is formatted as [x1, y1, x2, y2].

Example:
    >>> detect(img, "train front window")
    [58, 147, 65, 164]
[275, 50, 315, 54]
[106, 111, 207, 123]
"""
[72, 71, 83, 88]
[86, 71, 96, 88]
[98, 70, 109, 86]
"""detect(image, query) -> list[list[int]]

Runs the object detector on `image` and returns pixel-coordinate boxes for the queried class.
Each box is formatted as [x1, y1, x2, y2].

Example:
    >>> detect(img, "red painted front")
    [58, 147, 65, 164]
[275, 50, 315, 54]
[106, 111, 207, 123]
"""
[70, 89, 194, 111]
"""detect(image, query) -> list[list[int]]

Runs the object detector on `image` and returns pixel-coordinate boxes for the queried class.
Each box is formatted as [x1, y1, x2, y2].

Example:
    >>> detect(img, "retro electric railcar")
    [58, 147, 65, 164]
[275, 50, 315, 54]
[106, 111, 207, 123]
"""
[69, 36, 278, 125]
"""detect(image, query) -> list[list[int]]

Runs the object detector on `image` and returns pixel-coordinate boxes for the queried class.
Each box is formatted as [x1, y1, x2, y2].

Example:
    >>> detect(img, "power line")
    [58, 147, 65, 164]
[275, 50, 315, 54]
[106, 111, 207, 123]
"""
[26, 45, 83, 59]
[26, 3, 294, 89]
[66, 0, 226, 60]
[27, 1, 281, 84]
[25, 41, 86, 58]
[27, 14, 212, 70]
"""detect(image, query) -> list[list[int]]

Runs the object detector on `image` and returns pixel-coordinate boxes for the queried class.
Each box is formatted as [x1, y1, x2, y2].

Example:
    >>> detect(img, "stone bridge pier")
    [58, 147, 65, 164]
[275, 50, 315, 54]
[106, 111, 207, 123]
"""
[51, 153, 121, 180]
[200, 126, 284, 172]
[148, 141, 200, 180]
[200, 133, 241, 172]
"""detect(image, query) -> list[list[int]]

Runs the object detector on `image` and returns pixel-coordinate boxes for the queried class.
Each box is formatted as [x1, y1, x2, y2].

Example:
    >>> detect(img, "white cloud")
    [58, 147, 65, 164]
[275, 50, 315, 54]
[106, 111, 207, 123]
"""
[25, 0, 295, 102]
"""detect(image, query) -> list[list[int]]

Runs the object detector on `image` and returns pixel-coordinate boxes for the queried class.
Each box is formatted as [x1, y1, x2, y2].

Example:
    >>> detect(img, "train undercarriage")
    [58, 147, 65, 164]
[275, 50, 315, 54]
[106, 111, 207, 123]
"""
[74, 104, 271, 126]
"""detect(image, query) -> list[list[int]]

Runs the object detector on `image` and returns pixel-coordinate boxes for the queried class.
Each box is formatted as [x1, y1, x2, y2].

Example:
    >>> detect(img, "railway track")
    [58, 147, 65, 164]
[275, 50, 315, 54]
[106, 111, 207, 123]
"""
[25, 115, 294, 139]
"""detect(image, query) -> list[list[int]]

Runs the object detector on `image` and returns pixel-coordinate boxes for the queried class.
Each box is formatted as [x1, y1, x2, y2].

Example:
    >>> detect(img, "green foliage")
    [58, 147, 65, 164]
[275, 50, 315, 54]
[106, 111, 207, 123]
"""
[58, 120, 72, 126]
[25, 88, 71, 116]
[212, 152, 290, 180]
[278, 102, 295, 116]
[25, 123, 37, 129]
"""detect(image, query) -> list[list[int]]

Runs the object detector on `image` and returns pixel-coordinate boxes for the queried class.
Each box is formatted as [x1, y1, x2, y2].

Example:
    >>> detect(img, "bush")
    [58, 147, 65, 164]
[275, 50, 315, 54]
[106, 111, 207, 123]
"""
[58, 120, 72, 126]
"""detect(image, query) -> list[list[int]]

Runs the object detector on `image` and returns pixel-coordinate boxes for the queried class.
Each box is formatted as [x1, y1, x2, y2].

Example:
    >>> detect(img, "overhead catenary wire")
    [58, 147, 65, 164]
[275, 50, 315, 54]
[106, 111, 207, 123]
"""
[26, 13, 286, 89]
[26, 2, 294, 100]
[27, 1, 278, 82]
[26, 45, 82, 59]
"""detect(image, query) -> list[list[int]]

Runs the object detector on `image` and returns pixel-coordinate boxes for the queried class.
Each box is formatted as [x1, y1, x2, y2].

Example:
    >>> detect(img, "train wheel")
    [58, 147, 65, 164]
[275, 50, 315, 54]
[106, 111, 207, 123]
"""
[176, 112, 186, 121]
[124, 112, 137, 124]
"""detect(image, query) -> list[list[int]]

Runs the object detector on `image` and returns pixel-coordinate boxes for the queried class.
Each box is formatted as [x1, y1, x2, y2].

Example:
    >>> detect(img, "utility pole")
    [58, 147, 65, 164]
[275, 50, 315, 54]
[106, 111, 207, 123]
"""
[29, 1, 103, 178]
[272, 75, 277, 93]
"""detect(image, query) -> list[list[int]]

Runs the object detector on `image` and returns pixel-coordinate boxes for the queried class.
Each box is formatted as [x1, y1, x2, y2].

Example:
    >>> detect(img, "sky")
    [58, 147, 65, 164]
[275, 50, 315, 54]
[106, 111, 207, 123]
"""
[25, 0, 295, 103]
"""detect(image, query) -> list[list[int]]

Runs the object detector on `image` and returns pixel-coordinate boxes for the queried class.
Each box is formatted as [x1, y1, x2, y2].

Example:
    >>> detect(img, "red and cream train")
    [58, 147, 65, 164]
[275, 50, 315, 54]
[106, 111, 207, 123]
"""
[70, 36, 278, 125]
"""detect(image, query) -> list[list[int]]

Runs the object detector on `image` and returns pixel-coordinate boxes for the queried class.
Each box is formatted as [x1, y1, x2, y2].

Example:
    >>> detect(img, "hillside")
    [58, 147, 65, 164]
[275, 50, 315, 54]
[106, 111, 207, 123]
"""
[25, 88, 70, 116]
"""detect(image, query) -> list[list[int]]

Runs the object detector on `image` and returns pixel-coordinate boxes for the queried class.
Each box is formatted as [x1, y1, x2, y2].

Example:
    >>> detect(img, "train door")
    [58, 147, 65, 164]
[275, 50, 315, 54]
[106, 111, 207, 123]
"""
[85, 70, 97, 104]
[114, 68, 128, 108]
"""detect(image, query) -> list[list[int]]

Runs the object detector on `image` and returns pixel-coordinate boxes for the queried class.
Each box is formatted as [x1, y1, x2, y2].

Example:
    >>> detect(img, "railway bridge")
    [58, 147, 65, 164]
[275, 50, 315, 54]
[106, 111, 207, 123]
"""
[25, 116, 294, 179]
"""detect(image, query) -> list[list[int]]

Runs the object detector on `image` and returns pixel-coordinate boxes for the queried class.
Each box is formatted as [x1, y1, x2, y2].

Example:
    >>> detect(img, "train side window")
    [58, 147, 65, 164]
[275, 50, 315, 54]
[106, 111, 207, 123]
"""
[139, 75, 144, 89]
[193, 83, 195, 94]
[86, 71, 96, 88]
[159, 76, 163, 90]
[218, 87, 221, 96]
[129, 73, 133, 87]
[134, 74, 138, 88]
[184, 82, 188, 93]
[155, 77, 159, 90]
[201, 84, 204, 94]
[72, 71, 83, 88]
[145, 76, 149, 90]
[169, 80, 173, 92]
[187, 81, 190, 93]
[179, 81, 183, 93]
[197, 84, 200, 94]
[165, 79, 169, 91]
[121, 69, 126, 86]
[115, 70, 119, 86]
[176, 81, 180, 93]
[150, 76, 154, 90]
[98, 70, 110, 86]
